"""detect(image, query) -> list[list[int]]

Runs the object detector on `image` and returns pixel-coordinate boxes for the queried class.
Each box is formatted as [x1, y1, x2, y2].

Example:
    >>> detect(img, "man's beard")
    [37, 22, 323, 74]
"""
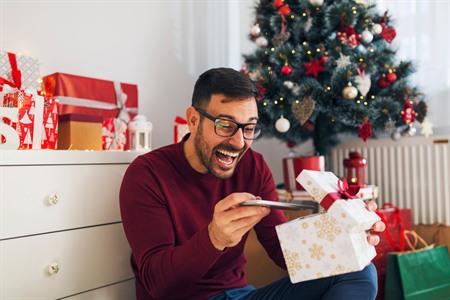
[194, 121, 246, 179]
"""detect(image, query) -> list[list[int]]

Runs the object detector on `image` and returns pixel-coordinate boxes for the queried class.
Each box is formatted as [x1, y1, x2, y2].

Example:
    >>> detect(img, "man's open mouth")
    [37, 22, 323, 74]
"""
[215, 149, 240, 169]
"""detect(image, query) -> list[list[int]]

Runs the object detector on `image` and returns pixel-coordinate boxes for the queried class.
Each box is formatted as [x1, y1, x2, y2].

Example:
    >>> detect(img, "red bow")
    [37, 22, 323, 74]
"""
[376, 203, 406, 251]
[273, 0, 291, 16]
[0, 52, 22, 91]
[320, 178, 360, 210]
[174, 116, 187, 125]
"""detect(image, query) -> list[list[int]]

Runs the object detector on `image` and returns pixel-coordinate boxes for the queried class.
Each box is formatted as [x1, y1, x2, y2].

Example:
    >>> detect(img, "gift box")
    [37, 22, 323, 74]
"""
[276, 170, 380, 283]
[41, 73, 138, 149]
[102, 117, 127, 150]
[1, 87, 58, 149]
[58, 114, 103, 150]
[282, 156, 325, 191]
[174, 116, 189, 143]
[0, 51, 41, 91]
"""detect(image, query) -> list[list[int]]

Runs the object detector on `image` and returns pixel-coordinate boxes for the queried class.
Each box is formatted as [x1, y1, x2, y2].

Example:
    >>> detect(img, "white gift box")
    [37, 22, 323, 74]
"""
[276, 170, 380, 283]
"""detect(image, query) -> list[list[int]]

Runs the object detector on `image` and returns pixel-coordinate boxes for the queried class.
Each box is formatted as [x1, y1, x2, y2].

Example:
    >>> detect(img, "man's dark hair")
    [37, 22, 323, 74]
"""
[191, 67, 258, 108]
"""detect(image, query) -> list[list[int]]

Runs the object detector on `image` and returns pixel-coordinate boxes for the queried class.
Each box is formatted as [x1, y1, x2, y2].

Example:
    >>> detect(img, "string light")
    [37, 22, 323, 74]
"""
[371, 95, 376, 99]
[316, 48, 321, 53]
[356, 100, 361, 104]
[279, 97, 284, 101]
[291, 49, 296, 54]
[364, 101, 368, 105]
[295, 100, 300, 104]
[263, 102, 268, 106]
[274, 100, 278, 104]
[271, 47, 275, 52]
[307, 50, 312, 55]
[302, 12, 307, 17]
[290, 15, 295, 19]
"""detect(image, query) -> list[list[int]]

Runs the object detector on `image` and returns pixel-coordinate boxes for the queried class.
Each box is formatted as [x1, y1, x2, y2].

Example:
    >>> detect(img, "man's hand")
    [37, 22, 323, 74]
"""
[208, 193, 270, 251]
[366, 200, 386, 246]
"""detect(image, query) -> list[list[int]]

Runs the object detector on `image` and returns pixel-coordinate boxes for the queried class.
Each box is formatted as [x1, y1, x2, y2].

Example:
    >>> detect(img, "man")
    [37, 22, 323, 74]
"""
[120, 68, 384, 300]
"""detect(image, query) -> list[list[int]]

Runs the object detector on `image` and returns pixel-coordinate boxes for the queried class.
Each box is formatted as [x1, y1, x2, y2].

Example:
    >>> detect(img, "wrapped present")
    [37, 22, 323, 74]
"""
[276, 170, 380, 283]
[0, 51, 40, 91]
[1, 86, 57, 149]
[374, 203, 412, 300]
[58, 114, 103, 150]
[174, 116, 189, 143]
[41, 73, 138, 149]
[282, 156, 325, 191]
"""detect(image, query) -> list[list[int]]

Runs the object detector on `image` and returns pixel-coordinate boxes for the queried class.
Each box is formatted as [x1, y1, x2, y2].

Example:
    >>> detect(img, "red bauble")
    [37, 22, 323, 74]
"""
[358, 120, 373, 142]
[377, 76, 391, 88]
[386, 72, 397, 82]
[320, 55, 329, 64]
[380, 24, 397, 43]
[304, 58, 325, 78]
[255, 83, 267, 100]
[281, 64, 293, 76]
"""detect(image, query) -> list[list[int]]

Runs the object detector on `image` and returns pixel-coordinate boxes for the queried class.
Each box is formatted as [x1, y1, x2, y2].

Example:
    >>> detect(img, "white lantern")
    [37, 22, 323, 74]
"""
[128, 115, 152, 150]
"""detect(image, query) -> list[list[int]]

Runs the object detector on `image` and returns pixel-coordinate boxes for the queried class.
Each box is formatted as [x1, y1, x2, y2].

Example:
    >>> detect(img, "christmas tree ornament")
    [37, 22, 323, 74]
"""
[358, 118, 372, 141]
[304, 58, 325, 78]
[343, 151, 367, 187]
[250, 24, 261, 37]
[386, 71, 397, 82]
[304, 17, 313, 32]
[281, 64, 293, 76]
[273, 0, 291, 15]
[292, 95, 316, 125]
[338, 26, 361, 48]
[335, 53, 351, 69]
[272, 31, 291, 47]
[420, 118, 434, 138]
[377, 75, 390, 88]
[308, 0, 324, 7]
[401, 124, 416, 136]
[361, 29, 373, 44]
[256, 83, 267, 100]
[342, 82, 358, 100]
[371, 23, 383, 35]
[255, 36, 268, 48]
[391, 130, 401, 141]
[275, 115, 291, 132]
[292, 84, 301, 96]
[355, 69, 371, 96]
[401, 100, 417, 124]
[380, 25, 397, 43]
[283, 80, 294, 89]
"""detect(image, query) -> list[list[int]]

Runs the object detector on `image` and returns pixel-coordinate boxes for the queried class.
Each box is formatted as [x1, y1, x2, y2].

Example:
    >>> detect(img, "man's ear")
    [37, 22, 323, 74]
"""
[186, 106, 199, 132]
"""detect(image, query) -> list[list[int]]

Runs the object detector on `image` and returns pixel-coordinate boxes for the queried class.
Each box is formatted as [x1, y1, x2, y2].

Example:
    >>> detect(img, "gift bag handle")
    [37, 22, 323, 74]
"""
[404, 230, 432, 251]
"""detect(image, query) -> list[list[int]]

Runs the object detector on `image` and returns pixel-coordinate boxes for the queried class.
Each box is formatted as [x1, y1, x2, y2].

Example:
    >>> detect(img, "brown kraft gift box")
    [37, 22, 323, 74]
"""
[58, 114, 103, 150]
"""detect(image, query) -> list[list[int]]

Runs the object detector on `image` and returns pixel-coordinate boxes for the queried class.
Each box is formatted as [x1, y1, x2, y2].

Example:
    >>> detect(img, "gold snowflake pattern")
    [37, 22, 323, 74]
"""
[331, 264, 350, 276]
[313, 214, 342, 242]
[309, 243, 325, 260]
[282, 249, 302, 277]
[301, 223, 309, 229]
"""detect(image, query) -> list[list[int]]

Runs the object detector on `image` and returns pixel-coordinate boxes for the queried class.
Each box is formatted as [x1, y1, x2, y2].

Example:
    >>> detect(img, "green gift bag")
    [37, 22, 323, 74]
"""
[385, 231, 450, 300]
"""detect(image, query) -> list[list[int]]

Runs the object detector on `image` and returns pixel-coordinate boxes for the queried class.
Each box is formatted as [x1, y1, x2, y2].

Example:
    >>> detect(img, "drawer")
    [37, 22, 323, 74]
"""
[0, 223, 134, 299]
[63, 279, 135, 300]
[0, 164, 128, 239]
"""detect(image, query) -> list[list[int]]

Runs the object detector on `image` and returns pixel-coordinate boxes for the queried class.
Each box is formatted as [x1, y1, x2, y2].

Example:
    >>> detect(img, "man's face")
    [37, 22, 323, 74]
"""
[193, 94, 258, 179]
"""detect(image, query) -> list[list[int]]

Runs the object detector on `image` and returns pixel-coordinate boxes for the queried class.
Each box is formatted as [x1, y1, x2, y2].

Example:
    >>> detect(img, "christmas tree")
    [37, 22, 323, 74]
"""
[243, 0, 427, 155]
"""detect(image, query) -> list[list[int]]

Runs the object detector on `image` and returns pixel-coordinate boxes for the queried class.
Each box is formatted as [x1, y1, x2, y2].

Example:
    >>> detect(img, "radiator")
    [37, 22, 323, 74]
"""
[328, 135, 450, 225]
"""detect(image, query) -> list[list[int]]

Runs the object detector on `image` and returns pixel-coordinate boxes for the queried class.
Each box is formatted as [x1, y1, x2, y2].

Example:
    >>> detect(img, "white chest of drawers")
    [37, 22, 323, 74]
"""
[0, 150, 143, 299]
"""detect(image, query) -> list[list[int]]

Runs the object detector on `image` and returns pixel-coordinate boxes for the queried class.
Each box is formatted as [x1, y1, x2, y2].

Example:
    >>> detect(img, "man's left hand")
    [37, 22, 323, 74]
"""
[365, 200, 386, 246]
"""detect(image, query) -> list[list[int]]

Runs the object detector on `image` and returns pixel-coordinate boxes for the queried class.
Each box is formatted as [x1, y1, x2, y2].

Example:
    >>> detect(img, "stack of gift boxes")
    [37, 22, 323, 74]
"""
[0, 50, 142, 151]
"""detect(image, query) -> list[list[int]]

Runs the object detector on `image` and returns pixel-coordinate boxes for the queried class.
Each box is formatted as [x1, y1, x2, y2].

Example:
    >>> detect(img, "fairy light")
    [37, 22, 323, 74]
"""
[356, 100, 361, 104]
[307, 50, 312, 55]
[279, 97, 284, 101]
[263, 102, 268, 106]
[364, 101, 368, 105]
[295, 100, 300, 104]
[271, 47, 275, 52]
[371, 95, 376, 99]
[316, 48, 321, 53]
[290, 15, 295, 19]
[360, 95, 364, 100]
[302, 12, 307, 17]
[274, 100, 278, 104]
[291, 49, 296, 54]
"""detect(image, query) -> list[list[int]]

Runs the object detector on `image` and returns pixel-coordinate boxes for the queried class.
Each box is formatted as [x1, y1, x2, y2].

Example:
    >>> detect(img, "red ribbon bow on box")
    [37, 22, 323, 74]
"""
[376, 203, 406, 251]
[0, 53, 22, 91]
[320, 178, 360, 210]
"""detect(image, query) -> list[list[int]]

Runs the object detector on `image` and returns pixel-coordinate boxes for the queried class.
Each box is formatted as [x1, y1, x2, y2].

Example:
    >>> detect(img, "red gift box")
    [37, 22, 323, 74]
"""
[41, 73, 138, 149]
[1, 87, 58, 149]
[282, 156, 325, 191]
[374, 203, 413, 300]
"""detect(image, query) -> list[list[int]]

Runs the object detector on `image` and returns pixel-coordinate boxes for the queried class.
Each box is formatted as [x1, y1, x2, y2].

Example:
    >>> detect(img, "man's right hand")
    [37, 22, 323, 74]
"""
[208, 193, 270, 251]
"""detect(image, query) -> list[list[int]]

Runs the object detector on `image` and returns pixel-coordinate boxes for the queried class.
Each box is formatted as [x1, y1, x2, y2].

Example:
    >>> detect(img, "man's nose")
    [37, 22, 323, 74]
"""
[229, 128, 245, 149]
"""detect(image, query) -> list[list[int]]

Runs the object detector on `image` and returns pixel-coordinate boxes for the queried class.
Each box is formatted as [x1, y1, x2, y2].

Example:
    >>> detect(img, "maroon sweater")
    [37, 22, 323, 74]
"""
[120, 139, 287, 300]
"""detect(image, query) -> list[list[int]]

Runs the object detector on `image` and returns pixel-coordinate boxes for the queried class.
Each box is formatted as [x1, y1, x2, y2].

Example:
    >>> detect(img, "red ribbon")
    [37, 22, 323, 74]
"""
[320, 178, 360, 210]
[174, 116, 187, 125]
[174, 116, 188, 143]
[0, 52, 22, 91]
[273, 0, 291, 15]
[376, 203, 406, 251]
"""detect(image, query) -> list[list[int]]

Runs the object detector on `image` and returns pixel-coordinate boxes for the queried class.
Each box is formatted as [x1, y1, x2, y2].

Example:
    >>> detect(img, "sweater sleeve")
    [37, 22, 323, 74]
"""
[119, 156, 224, 298]
[253, 157, 288, 270]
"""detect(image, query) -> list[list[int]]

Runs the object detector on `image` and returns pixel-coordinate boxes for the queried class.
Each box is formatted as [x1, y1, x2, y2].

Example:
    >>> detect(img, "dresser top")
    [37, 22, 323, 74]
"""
[0, 150, 146, 165]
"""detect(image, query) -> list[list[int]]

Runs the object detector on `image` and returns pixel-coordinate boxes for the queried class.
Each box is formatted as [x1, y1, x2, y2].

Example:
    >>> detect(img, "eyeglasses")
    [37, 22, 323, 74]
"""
[195, 107, 262, 140]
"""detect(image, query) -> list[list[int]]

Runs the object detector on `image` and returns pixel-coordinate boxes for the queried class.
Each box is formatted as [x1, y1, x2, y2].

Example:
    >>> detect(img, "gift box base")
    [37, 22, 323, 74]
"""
[58, 115, 102, 150]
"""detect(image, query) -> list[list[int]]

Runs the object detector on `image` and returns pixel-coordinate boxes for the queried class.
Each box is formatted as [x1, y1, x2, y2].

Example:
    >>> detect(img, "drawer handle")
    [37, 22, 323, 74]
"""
[48, 262, 60, 275]
[47, 194, 59, 206]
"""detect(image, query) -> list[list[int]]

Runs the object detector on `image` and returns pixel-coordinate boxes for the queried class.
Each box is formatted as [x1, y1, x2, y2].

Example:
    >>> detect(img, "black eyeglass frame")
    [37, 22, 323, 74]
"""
[194, 107, 262, 140]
